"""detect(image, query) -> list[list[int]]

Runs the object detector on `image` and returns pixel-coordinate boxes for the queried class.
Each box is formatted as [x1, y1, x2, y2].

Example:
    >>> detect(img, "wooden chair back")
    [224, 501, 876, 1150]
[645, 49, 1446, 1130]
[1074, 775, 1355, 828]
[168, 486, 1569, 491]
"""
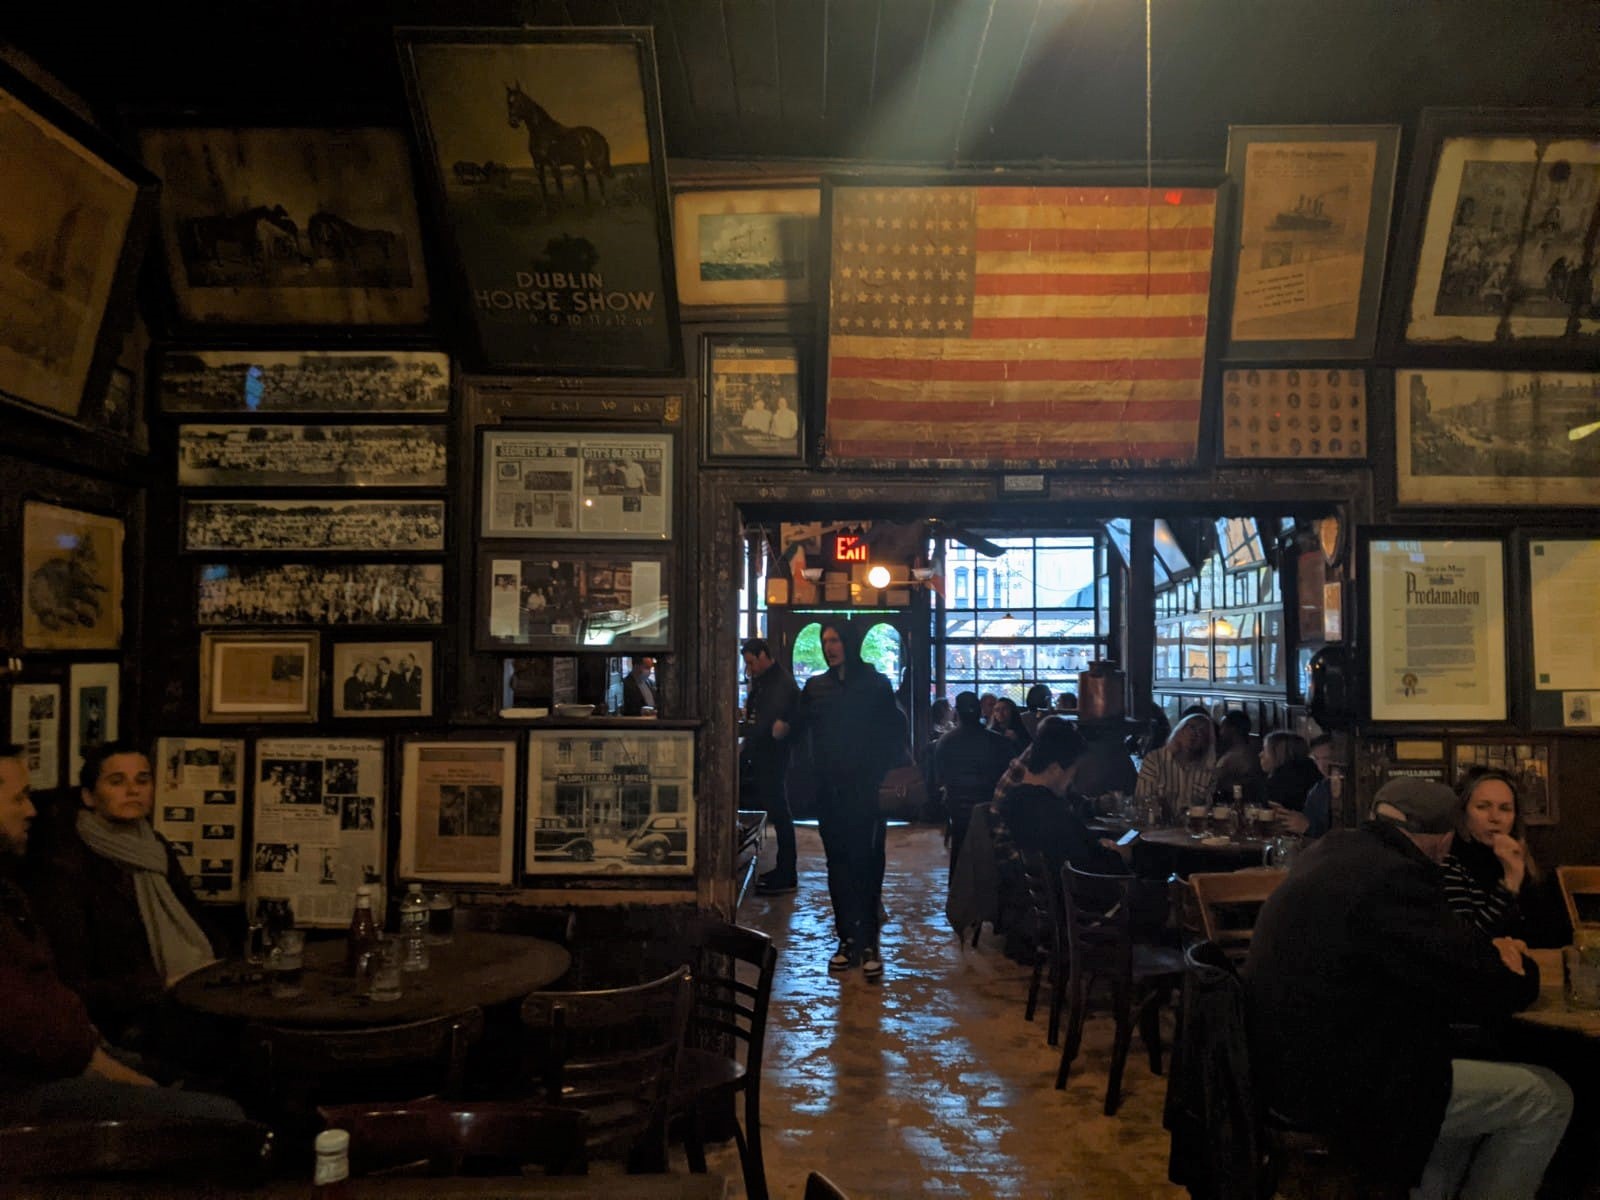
[0, 1117, 273, 1182]
[316, 1099, 586, 1176]
[687, 916, 776, 1074]
[1189, 869, 1288, 964]
[1062, 864, 1136, 980]
[1557, 866, 1600, 934]
[805, 1171, 852, 1200]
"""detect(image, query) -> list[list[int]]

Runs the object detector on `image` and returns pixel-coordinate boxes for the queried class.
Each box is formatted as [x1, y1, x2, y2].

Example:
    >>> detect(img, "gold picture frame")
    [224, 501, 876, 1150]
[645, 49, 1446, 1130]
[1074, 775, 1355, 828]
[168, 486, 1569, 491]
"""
[200, 631, 320, 724]
[672, 188, 820, 308]
[22, 501, 124, 651]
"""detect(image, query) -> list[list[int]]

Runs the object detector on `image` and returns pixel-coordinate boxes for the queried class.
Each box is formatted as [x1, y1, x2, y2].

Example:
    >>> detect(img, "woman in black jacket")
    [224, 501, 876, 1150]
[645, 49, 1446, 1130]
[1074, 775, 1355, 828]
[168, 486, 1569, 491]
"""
[1441, 766, 1568, 946]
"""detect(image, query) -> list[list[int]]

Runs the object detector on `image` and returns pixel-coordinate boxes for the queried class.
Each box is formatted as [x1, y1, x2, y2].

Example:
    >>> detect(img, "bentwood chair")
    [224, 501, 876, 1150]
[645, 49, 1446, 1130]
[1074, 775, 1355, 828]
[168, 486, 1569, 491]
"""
[316, 1099, 587, 1176]
[1556, 866, 1600, 933]
[1188, 869, 1288, 967]
[1017, 851, 1068, 1046]
[804, 1171, 853, 1200]
[0, 1117, 274, 1184]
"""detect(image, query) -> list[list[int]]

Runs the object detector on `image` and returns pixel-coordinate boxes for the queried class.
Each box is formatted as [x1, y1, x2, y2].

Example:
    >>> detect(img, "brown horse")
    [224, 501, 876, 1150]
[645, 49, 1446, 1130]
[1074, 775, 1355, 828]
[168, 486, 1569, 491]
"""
[504, 81, 612, 206]
[181, 204, 299, 275]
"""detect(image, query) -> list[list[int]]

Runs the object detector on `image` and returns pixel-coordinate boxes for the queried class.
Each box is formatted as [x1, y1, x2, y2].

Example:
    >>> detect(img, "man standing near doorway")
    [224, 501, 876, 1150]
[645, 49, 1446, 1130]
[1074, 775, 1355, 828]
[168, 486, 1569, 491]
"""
[741, 637, 799, 895]
[798, 621, 904, 979]
[622, 656, 657, 715]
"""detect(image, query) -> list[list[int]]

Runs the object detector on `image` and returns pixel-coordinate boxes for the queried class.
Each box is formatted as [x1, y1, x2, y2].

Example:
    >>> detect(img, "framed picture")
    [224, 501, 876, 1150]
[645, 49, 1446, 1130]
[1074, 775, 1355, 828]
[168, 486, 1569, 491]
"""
[397, 27, 681, 373]
[479, 429, 671, 540]
[1450, 739, 1556, 825]
[702, 335, 807, 464]
[159, 350, 450, 414]
[22, 501, 124, 650]
[1224, 125, 1399, 359]
[1394, 369, 1600, 506]
[1218, 366, 1367, 462]
[67, 662, 119, 777]
[479, 550, 669, 652]
[399, 738, 516, 884]
[199, 631, 319, 724]
[525, 728, 694, 876]
[672, 188, 820, 308]
[1524, 537, 1600, 732]
[1395, 109, 1600, 349]
[183, 499, 446, 553]
[138, 126, 430, 327]
[0, 76, 145, 422]
[154, 736, 246, 900]
[198, 563, 443, 626]
[332, 641, 433, 718]
[178, 424, 447, 488]
[8, 683, 61, 790]
[1365, 533, 1507, 723]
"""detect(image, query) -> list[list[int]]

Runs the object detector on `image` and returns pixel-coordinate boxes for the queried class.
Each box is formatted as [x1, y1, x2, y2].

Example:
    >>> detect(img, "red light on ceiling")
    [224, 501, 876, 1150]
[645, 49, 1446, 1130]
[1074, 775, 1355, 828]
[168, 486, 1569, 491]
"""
[1163, 190, 1184, 206]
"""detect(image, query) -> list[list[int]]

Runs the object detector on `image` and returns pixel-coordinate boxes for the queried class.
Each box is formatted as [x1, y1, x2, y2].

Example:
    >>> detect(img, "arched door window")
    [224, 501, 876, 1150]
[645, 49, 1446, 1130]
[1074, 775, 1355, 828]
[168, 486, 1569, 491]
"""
[860, 622, 903, 688]
[791, 622, 825, 687]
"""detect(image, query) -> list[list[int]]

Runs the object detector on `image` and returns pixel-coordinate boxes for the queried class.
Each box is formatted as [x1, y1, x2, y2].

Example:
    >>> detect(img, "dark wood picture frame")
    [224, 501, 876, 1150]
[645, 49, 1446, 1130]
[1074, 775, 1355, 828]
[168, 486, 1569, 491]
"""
[672, 186, 821, 310]
[477, 426, 674, 541]
[158, 348, 451, 414]
[1216, 364, 1369, 463]
[1449, 736, 1557, 825]
[1520, 532, 1600, 735]
[701, 333, 808, 465]
[476, 546, 671, 653]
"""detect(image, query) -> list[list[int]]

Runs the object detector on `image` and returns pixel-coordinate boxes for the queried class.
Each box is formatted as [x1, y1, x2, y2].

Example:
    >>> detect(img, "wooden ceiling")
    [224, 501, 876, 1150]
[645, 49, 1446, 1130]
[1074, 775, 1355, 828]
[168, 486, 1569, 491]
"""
[10, 0, 1600, 167]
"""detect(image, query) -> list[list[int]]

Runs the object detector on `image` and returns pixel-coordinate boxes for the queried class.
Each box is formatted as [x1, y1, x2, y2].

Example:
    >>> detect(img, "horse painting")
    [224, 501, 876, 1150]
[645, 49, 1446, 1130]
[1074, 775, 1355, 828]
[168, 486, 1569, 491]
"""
[504, 82, 612, 206]
[180, 204, 300, 278]
[308, 211, 400, 273]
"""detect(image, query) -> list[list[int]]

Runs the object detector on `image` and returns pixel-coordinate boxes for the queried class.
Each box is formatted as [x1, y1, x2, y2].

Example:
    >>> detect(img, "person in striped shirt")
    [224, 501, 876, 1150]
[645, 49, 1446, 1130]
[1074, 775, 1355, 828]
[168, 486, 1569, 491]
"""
[1133, 713, 1217, 823]
[1440, 767, 1541, 942]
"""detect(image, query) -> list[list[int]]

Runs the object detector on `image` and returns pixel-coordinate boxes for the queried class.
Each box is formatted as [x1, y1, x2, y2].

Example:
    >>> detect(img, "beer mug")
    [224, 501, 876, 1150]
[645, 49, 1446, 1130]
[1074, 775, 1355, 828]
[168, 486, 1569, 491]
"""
[1263, 835, 1303, 870]
[267, 930, 305, 1000]
[1186, 805, 1210, 839]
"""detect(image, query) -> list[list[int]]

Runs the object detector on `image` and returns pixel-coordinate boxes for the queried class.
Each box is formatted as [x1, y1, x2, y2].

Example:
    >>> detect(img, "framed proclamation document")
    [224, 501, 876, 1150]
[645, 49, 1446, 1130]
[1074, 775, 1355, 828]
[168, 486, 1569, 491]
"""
[1365, 534, 1507, 723]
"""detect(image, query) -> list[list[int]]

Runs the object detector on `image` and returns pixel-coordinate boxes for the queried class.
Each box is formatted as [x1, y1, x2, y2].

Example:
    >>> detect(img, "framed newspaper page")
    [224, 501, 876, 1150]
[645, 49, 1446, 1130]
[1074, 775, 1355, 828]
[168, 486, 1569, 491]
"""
[398, 737, 517, 885]
[479, 428, 672, 540]
[1364, 533, 1508, 724]
[478, 549, 670, 653]
[1523, 535, 1600, 733]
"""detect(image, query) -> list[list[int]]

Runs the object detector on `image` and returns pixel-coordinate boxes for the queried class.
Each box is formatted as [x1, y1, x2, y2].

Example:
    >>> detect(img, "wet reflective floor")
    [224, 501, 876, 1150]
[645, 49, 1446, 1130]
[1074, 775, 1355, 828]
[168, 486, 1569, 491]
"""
[705, 822, 1185, 1199]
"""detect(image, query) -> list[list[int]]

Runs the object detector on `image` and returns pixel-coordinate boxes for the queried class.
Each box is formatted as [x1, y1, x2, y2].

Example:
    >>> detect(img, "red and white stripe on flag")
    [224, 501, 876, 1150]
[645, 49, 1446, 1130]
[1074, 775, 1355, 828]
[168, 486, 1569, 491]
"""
[824, 185, 1217, 465]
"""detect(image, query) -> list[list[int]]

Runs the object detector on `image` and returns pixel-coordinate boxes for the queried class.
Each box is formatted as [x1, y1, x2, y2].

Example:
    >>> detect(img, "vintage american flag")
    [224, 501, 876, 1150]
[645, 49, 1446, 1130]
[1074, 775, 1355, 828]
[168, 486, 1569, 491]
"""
[824, 185, 1217, 465]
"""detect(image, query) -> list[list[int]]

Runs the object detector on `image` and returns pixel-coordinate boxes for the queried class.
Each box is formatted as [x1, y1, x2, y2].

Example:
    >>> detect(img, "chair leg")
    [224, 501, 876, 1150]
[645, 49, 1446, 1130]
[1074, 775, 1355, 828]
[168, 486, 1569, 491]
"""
[1105, 982, 1135, 1117]
[740, 1088, 768, 1200]
[971, 923, 981, 949]
[1138, 986, 1167, 1076]
[1055, 972, 1089, 1089]
[1025, 950, 1044, 1023]
[1047, 943, 1067, 1047]
[682, 1103, 708, 1175]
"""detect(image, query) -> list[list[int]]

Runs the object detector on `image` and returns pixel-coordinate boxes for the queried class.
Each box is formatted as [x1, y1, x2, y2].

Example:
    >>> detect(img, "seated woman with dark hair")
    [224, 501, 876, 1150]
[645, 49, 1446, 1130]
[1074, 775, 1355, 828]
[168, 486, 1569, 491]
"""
[1442, 767, 1569, 946]
[988, 697, 1032, 753]
[1260, 731, 1323, 811]
[999, 718, 1123, 880]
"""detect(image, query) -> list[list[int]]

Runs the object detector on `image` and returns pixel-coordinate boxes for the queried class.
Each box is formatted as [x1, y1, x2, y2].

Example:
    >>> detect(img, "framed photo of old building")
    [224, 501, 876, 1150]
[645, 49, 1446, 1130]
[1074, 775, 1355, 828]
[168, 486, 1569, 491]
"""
[182, 499, 446, 554]
[178, 424, 448, 488]
[22, 501, 124, 650]
[332, 641, 433, 718]
[138, 126, 430, 327]
[197, 563, 444, 626]
[397, 27, 681, 373]
[159, 349, 450, 414]
[702, 335, 807, 464]
[1394, 369, 1600, 506]
[1395, 109, 1600, 349]
[479, 550, 669, 652]
[1224, 126, 1399, 359]
[672, 188, 820, 308]
[479, 429, 671, 540]
[199, 631, 319, 723]
[399, 737, 516, 884]
[525, 728, 694, 875]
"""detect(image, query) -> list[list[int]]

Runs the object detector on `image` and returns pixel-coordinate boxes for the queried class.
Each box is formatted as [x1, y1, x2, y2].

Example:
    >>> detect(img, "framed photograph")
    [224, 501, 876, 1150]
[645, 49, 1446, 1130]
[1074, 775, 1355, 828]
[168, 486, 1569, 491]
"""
[1525, 537, 1600, 732]
[183, 499, 445, 553]
[137, 126, 430, 327]
[1365, 533, 1507, 723]
[198, 563, 443, 626]
[159, 349, 450, 414]
[332, 641, 433, 718]
[525, 728, 694, 876]
[1394, 369, 1600, 506]
[178, 424, 447, 488]
[702, 335, 807, 464]
[1396, 109, 1600, 349]
[399, 738, 516, 884]
[1224, 125, 1399, 359]
[200, 631, 319, 724]
[8, 683, 61, 790]
[397, 27, 681, 373]
[1450, 739, 1556, 825]
[67, 662, 119, 778]
[154, 736, 245, 900]
[0, 77, 144, 422]
[672, 188, 820, 308]
[479, 550, 669, 652]
[22, 501, 124, 650]
[1218, 366, 1366, 462]
[479, 429, 671, 540]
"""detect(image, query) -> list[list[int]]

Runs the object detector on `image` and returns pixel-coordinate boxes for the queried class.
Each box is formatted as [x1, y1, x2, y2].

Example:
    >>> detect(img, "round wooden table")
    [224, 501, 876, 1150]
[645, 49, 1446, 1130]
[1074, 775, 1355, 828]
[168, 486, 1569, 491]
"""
[1133, 827, 1274, 878]
[171, 931, 571, 1028]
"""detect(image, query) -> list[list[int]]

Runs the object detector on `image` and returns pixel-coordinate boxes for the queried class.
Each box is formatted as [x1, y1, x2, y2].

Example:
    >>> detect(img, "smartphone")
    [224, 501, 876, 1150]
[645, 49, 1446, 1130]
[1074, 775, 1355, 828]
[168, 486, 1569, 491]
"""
[1116, 828, 1140, 847]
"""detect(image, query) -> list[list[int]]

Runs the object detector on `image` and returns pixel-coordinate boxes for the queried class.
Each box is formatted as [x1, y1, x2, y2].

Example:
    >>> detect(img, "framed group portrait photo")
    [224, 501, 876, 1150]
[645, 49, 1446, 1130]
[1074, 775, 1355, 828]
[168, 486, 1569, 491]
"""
[332, 640, 434, 719]
[701, 334, 807, 465]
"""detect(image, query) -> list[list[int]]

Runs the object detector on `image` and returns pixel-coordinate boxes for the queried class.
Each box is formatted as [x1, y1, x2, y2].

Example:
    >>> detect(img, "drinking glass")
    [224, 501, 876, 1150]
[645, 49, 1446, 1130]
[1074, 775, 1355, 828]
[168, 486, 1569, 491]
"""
[1564, 946, 1600, 1010]
[267, 930, 305, 1000]
[360, 939, 404, 1003]
[1247, 806, 1276, 839]
[1186, 805, 1210, 839]
[427, 891, 455, 945]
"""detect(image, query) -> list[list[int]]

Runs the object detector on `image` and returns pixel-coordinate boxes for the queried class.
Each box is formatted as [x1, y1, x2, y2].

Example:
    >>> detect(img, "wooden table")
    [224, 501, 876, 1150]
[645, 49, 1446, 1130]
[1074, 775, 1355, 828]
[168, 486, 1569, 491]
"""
[1516, 948, 1600, 1037]
[35, 1174, 728, 1199]
[171, 932, 571, 1028]
[1132, 827, 1273, 878]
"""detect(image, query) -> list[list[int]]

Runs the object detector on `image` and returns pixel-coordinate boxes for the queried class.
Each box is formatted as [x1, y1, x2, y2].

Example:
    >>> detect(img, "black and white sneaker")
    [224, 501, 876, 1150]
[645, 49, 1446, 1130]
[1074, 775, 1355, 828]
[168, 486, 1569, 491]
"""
[828, 940, 855, 972]
[756, 871, 797, 896]
[860, 945, 884, 979]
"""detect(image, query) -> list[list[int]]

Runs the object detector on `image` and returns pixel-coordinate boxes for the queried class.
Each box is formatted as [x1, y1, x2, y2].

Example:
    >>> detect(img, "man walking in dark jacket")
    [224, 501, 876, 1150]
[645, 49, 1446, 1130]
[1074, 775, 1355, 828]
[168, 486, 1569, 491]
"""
[1245, 777, 1571, 1197]
[798, 621, 903, 979]
[741, 637, 800, 894]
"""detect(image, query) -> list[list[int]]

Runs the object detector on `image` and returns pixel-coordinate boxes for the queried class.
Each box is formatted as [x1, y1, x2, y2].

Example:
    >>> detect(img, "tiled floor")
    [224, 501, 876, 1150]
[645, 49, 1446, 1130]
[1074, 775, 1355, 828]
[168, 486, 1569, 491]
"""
[704, 822, 1185, 1199]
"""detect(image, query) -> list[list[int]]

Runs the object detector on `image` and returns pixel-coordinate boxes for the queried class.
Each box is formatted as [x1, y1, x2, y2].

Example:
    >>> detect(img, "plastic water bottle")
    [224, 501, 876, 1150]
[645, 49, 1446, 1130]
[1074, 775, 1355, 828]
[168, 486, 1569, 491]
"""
[399, 882, 430, 972]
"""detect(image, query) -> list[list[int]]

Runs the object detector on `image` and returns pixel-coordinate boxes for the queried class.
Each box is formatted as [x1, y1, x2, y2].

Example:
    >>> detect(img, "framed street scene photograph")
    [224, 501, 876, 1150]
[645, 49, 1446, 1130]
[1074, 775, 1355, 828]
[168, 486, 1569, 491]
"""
[479, 550, 669, 652]
[1366, 534, 1507, 723]
[0, 76, 143, 422]
[1525, 537, 1600, 731]
[1450, 739, 1556, 825]
[397, 27, 680, 373]
[178, 423, 447, 488]
[672, 187, 820, 308]
[399, 738, 516, 884]
[702, 335, 806, 463]
[525, 728, 694, 876]
[138, 126, 430, 327]
[22, 501, 124, 651]
[479, 429, 671, 539]
[159, 349, 450, 413]
[1224, 125, 1400, 359]
[1218, 366, 1367, 462]
[1394, 369, 1600, 506]
[200, 631, 319, 724]
[183, 499, 446, 553]
[332, 641, 433, 718]
[1398, 109, 1600, 347]
[68, 661, 119, 777]
[198, 562, 444, 626]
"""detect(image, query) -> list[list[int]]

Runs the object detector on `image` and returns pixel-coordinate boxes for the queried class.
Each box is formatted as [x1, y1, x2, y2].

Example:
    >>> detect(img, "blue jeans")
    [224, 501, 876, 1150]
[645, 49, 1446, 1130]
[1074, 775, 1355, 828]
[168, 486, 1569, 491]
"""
[0, 1075, 248, 1123]
[1414, 1059, 1573, 1200]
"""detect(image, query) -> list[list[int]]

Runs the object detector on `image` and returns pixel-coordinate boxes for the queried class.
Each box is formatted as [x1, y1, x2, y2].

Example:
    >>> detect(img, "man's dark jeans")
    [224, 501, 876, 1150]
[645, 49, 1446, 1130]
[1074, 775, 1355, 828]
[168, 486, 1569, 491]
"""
[816, 775, 885, 949]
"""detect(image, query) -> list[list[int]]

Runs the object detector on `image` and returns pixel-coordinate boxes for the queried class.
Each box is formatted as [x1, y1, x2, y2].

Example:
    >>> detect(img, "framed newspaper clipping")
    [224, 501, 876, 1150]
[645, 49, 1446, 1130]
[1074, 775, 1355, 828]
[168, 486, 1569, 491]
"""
[478, 549, 669, 652]
[1524, 535, 1600, 733]
[153, 736, 246, 901]
[398, 737, 517, 885]
[479, 428, 672, 540]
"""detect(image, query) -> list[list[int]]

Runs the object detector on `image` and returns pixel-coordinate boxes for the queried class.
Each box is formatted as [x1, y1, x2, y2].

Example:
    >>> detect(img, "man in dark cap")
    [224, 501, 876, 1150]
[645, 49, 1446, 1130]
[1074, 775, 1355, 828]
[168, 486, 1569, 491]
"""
[1245, 778, 1571, 1198]
[931, 691, 1013, 875]
[740, 637, 799, 895]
